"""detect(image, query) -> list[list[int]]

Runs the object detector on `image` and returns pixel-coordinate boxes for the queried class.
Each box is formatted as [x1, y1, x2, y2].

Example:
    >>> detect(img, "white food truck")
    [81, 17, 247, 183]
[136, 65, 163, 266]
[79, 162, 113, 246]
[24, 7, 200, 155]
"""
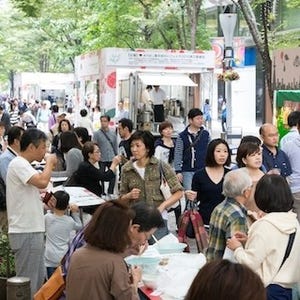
[74, 48, 215, 132]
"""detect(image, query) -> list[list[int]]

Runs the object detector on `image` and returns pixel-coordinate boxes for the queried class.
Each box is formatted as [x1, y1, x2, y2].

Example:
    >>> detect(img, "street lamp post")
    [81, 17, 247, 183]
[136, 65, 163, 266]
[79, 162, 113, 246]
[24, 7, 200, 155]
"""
[219, 11, 237, 132]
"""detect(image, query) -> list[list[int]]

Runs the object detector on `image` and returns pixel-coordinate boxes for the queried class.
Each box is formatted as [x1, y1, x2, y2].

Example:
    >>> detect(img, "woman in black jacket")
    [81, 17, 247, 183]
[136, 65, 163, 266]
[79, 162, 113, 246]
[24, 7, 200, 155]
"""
[75, 141, 121, 214]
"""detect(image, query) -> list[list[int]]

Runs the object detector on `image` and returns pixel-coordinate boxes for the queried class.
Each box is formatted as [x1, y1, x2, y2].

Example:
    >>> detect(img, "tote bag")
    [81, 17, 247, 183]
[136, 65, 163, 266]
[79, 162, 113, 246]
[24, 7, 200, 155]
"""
[34, 266, 65, 300]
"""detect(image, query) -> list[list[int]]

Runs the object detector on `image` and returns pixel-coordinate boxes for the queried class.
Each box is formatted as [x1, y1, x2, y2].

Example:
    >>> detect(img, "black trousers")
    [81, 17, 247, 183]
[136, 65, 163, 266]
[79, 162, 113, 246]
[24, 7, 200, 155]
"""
[154, 104, 165, 122]
[99, 161, 116, 195]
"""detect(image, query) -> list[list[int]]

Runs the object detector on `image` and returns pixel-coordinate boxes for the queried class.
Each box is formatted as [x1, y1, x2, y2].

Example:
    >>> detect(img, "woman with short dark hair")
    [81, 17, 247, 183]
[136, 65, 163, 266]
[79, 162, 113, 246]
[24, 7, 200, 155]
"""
[66, 201, 141, 300]
[120, 130, 183, 240]
[185, 259, 266, 300]
[236, 142, 265, 217]
[227, 175, 300, 300]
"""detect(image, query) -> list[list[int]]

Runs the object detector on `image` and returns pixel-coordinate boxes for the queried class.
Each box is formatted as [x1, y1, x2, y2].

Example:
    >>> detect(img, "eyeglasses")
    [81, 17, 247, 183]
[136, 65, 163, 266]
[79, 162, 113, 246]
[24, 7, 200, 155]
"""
[141, 231, 152, 241]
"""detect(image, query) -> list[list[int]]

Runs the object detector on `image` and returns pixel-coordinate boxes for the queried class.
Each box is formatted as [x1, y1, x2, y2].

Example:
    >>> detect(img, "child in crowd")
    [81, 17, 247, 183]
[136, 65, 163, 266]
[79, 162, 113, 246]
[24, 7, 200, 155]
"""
[44, 190, 82, 279]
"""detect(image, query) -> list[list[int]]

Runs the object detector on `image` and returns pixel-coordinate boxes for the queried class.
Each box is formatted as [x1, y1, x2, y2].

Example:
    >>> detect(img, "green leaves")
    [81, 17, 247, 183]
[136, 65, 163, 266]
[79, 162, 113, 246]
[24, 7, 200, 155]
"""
[11, 0, 44, 17]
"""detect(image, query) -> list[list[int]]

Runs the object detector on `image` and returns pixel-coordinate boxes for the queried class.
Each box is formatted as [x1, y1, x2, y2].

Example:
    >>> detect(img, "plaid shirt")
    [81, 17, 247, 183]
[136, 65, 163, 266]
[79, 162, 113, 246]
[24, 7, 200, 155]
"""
[206, 197, 248, 262]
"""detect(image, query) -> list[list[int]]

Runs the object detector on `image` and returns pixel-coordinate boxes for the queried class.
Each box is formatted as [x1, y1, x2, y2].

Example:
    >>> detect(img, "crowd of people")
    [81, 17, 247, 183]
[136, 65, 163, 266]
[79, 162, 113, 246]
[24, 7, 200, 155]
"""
[0, 95, 300, 300]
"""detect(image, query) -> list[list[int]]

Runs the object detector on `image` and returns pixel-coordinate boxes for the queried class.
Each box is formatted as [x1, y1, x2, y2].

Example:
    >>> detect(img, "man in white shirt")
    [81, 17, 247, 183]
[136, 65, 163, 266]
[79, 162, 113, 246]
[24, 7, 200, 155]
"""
[6, 128, 57, 297]
[151, 85, 166, 122]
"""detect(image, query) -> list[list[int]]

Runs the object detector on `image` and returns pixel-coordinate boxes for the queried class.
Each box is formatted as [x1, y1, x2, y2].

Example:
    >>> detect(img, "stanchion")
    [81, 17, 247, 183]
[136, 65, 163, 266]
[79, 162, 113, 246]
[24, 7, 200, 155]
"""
[6, 277, 30, 300]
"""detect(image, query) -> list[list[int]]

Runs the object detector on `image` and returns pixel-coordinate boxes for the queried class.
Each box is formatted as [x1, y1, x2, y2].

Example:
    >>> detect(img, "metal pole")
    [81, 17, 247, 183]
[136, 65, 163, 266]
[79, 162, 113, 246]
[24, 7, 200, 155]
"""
[225, 80, 232, 130]
[219, 12, 237, 132]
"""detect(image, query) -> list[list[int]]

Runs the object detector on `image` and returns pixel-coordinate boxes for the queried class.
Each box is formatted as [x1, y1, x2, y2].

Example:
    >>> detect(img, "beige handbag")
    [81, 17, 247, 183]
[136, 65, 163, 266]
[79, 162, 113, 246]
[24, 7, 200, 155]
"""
[159, 162, 178, 209]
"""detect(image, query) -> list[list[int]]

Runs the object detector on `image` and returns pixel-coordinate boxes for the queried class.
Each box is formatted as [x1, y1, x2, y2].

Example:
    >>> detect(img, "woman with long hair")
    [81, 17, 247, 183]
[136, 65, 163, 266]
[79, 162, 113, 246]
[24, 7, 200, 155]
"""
[51, 131, 83, 178]
[186, 138, 231, 226]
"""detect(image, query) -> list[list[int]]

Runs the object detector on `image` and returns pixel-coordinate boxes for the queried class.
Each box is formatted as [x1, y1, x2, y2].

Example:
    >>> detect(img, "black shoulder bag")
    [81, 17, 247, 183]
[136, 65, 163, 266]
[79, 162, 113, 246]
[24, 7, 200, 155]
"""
[185, 129, 204, 153]
[266, 231, 296, 298]
[101, 129, 117, 155]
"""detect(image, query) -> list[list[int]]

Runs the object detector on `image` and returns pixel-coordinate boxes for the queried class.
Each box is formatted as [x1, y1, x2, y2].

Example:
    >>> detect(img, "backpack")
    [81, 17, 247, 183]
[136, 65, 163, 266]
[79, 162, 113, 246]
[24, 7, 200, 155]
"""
[0, 176, 6, 211]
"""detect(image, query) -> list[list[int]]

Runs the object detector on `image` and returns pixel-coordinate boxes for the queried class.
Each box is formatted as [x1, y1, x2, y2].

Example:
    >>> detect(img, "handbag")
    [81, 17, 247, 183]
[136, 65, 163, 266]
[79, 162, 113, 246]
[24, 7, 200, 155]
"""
[159, 162, 178, 209]
[34, 265, 65, 300]
[178, 200, 209, 253]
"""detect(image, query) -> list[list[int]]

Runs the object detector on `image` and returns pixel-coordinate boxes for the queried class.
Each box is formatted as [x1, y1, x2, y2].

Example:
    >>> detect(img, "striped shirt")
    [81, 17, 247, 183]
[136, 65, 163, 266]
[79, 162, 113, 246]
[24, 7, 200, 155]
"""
[206, 197, 248, 262]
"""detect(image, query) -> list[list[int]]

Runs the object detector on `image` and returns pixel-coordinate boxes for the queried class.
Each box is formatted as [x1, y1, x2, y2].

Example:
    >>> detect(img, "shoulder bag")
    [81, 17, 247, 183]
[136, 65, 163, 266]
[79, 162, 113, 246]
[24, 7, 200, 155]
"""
[266, 231, 296, 300]
[34, 265, 65, 300]
[101, 129, 117, 155]
[159, 161, 178, 209]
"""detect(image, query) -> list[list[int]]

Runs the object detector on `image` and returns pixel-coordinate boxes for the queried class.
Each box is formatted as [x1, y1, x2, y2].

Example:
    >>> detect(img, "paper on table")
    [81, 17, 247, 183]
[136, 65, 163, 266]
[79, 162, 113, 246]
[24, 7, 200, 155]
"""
[154, 233, 178, 245]
[158, 253, 206, 300]
[63, 186, 105, 206]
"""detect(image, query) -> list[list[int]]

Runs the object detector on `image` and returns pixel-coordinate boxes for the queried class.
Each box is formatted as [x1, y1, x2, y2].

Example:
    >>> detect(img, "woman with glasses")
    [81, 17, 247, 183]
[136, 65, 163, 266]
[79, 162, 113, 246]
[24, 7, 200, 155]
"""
[75, 141, 121, 198]
[66, 201, 141, 300]
[74, 141, 121, 217]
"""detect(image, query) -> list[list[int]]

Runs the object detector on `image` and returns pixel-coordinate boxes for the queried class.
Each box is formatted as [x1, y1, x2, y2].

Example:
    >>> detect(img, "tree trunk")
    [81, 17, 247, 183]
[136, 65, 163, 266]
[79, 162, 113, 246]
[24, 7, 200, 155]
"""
[236, 0, 274, 113]
[185, 0, 202, 50]
[9, 70, 15, 98]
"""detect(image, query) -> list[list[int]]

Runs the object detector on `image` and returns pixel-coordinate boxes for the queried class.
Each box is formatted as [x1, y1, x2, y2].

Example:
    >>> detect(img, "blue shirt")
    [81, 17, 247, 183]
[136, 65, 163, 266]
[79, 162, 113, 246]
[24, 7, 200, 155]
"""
[0, 147, 17, 184]
[262, 144, 292, 177]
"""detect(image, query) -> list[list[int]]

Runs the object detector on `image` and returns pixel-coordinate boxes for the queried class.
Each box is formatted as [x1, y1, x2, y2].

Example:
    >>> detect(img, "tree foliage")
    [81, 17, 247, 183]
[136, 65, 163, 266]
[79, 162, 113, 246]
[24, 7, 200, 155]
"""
[1, 0, 298, 97]
[11, 0, 44, 17]
[1, 0, 211, 85]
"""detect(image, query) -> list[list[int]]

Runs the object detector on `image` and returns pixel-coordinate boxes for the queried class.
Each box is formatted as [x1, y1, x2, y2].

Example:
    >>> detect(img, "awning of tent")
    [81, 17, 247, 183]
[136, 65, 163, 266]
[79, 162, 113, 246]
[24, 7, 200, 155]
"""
[138, 73, 197, 87]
